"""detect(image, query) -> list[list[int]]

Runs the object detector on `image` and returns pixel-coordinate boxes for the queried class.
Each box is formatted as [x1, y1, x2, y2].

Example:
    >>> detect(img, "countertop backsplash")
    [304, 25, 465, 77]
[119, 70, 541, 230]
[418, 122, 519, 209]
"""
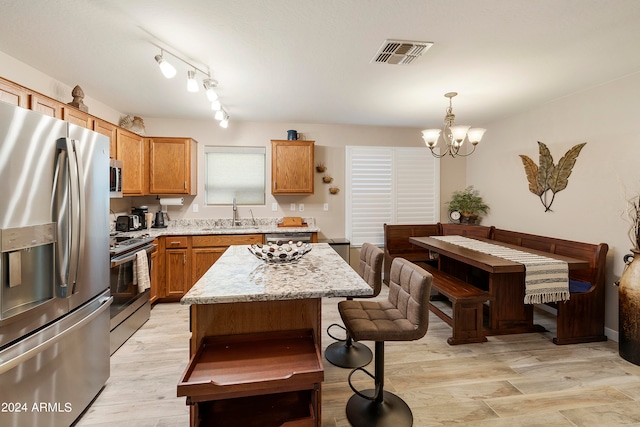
[110, 217, 319, 236]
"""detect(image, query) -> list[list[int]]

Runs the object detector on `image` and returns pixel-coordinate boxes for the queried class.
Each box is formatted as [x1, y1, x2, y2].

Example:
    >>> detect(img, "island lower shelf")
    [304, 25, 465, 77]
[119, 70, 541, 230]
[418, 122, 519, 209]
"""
[178, 329, 323, 426]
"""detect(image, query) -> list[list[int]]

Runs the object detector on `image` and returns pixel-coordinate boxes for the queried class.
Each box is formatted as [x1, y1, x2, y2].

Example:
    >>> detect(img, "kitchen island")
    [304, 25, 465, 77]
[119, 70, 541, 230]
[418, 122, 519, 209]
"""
[178, 243, 372, 426]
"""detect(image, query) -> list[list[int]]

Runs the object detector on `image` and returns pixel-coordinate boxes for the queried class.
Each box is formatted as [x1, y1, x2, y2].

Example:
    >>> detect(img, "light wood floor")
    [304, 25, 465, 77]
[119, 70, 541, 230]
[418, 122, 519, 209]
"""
[75, 288, 640, 426]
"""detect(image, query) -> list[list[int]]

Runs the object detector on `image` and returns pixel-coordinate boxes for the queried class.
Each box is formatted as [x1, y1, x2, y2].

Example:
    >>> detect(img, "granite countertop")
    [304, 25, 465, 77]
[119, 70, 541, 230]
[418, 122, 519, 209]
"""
[113, 217, 320, 239]
[181, 243, 371, 305]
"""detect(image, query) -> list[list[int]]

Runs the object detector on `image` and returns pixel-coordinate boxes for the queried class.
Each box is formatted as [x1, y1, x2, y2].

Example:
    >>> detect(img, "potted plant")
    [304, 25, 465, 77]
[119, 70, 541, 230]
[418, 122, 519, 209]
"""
[447, 186, 489, 224]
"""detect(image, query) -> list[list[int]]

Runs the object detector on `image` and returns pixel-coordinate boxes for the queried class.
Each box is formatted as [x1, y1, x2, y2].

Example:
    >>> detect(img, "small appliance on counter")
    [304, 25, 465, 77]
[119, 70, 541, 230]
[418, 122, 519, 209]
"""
[131, 206, 148, 229]
[152, 211, 168, 228]
[116, 215, 139, 232]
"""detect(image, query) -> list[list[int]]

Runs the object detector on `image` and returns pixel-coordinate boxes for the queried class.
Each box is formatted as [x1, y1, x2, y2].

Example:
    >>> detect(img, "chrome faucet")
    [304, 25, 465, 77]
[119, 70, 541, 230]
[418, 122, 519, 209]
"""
[232, 197, 240, 226]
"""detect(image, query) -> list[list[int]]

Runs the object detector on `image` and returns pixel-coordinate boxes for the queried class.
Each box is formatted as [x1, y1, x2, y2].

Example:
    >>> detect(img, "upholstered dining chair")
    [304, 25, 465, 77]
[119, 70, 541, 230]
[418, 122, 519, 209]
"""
[339, 257, 432, 427]
[325, 242, 384, 368]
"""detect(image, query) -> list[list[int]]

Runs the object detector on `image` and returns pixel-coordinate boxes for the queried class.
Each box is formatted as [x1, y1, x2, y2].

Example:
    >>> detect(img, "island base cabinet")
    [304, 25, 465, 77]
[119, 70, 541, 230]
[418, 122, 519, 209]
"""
[193, 390, 317, 427]
[178, 330, 323, 427]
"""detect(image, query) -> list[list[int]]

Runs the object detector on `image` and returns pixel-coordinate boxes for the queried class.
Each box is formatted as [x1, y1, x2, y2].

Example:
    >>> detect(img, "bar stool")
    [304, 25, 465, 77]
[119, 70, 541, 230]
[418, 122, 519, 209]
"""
[325, 242, 384, 368]
[339, 258, 432, 427]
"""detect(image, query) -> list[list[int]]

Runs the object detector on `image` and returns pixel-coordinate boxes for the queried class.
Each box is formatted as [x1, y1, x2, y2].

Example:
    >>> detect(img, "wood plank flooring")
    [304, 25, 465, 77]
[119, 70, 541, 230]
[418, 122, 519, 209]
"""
[75, 287, 640, 426]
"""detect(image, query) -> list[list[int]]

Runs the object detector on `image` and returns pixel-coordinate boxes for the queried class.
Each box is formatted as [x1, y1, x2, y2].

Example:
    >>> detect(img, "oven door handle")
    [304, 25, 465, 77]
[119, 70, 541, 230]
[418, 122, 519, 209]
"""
[110, 244, 156, 268]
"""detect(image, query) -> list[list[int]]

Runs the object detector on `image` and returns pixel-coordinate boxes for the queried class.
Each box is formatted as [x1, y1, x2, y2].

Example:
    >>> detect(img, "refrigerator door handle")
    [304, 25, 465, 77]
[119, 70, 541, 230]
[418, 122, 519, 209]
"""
[70, 139, 85, 295]
[54, 137, 81, 298]
[0, 295, 112, 376]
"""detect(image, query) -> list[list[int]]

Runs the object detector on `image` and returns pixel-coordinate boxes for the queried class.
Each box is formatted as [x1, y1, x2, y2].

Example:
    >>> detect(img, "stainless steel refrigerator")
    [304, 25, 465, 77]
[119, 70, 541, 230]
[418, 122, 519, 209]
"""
[0, 102, 112, 427]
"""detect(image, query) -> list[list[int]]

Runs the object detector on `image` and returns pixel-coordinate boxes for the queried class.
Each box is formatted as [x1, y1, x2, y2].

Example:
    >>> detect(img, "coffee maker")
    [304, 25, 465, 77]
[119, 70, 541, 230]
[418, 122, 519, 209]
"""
[131, 206, 148, 230]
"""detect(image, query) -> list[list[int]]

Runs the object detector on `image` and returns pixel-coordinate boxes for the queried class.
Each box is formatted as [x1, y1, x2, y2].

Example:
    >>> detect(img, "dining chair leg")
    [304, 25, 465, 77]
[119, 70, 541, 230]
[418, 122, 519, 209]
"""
[325, 333, 373, 368]
[346, 342, 413, 427]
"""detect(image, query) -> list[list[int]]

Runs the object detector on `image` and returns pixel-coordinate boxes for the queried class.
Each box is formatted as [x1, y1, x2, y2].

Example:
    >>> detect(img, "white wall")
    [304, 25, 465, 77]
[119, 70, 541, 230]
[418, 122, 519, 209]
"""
[137, 119, 465, 240]
[0, 50, 122, 123]
[467, 71, 640, 334]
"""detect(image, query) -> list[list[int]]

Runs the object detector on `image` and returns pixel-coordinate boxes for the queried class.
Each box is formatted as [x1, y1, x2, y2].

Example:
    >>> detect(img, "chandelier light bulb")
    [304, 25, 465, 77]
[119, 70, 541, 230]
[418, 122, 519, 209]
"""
[155, 54, 176, 79]
[220, 118, 229, 128]
[467, 128, 487, 145]
[187, 70, 199, 92]
[214, 109, 225, 120]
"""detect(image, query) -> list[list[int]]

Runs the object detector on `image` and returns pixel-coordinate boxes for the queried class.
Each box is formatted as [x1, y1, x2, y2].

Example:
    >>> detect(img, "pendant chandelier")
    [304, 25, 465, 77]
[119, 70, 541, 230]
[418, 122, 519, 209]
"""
[422, 92, 486, 158]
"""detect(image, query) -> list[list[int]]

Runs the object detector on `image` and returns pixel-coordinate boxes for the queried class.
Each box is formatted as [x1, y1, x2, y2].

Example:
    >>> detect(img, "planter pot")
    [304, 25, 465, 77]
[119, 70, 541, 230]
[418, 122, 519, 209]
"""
[619, 250, 640, 365]
[460, 214, 478, 225]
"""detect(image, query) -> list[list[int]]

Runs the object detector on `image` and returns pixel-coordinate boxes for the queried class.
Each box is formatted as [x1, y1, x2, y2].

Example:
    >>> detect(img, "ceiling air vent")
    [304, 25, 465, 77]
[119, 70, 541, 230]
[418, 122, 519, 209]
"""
[371, 39, 433, 65]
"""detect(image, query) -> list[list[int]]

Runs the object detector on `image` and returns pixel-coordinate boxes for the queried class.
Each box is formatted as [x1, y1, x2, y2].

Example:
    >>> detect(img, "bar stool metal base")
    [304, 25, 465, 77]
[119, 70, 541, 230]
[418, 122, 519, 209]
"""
[325, 340, 373, 368]
[346, 389, 413, 427]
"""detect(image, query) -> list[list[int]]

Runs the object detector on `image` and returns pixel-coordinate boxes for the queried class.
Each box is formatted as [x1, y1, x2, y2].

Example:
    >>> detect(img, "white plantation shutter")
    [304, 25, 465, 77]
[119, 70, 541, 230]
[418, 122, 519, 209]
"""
[346, 146, 439, 246]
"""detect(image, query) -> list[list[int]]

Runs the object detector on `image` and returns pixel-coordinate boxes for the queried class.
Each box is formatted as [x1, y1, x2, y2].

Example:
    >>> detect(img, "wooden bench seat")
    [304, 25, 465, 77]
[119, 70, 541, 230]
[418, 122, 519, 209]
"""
[490, 228, 609, 345]
[383, 223, 441, 284]
[422, 264, 490, 345]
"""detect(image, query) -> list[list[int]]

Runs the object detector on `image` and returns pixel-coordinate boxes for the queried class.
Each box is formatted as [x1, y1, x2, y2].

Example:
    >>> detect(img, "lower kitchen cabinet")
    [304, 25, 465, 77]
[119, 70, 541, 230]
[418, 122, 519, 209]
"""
[165, 236, 190, 299]
[191, 234, 262, 285]
[158, 234, 264, 301]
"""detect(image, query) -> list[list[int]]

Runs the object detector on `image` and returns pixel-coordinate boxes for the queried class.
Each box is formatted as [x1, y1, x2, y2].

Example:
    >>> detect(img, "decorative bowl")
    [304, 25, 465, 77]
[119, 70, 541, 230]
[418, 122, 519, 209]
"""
[248, 241, 312, 263]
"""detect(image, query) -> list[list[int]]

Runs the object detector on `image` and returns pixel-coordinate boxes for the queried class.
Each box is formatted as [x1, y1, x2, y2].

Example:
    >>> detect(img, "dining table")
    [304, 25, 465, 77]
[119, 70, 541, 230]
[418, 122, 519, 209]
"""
[408, 235, 589, 336]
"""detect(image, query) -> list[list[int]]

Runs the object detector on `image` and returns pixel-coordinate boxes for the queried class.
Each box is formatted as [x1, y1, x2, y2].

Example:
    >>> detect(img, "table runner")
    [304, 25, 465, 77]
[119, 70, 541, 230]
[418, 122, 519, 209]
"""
[432, 236, 570, 304]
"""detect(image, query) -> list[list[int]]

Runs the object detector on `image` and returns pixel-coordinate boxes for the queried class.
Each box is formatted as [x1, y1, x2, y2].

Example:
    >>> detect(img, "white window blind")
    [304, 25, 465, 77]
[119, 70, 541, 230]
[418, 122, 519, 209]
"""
[204, 146, 266, 205]
[346, 146, 439, 246]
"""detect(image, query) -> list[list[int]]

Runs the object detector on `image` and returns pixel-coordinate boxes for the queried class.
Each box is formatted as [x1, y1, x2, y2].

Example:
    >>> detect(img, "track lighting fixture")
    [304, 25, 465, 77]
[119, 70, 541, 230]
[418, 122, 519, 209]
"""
[186, 70, 199, 92]
[203, 79, 218, 102]
[220, 113, 229, 128]
[154, 51, 176, 79]
[152, 46, 230, 127]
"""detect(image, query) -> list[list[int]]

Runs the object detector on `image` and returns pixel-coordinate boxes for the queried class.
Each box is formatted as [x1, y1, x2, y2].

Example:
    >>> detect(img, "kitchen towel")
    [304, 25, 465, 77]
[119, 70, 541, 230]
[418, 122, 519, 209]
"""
[134, 249, 151, 293]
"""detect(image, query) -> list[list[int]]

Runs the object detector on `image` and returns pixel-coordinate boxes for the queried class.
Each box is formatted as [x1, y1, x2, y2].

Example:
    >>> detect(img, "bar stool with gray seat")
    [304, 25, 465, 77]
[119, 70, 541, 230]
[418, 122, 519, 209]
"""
[325, 242, 384, 368]
[339, 257, 432, 427]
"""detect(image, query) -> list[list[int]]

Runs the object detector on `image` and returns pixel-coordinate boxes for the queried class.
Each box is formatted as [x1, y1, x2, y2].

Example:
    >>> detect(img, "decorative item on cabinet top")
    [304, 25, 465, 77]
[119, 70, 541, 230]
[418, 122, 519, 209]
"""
[119, 115, 146, 135]
[67, 85, 88, 112]
[316, 163, 326, 173]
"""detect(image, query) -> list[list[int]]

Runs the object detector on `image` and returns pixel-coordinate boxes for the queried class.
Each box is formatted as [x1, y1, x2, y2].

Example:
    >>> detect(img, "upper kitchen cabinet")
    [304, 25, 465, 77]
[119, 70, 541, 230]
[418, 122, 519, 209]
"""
[29, 94, 62, 118]
[271, 140, 314, 194]
[62, 106, 91, 128]
[93, 118, 117, 158]
[116, 128, 146, 196]
[0, 79, 28, 108]
[148, 137, 197, 195]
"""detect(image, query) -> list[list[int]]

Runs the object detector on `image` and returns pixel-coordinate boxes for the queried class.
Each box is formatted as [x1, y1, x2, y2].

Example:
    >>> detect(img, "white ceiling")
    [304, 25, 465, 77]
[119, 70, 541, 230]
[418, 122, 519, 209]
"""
[1, 0, 639, 129]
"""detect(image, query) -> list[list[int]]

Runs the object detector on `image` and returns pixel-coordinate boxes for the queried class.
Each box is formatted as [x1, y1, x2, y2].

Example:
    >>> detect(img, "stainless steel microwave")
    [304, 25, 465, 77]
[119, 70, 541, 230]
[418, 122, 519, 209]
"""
[110, 159, 123, 198]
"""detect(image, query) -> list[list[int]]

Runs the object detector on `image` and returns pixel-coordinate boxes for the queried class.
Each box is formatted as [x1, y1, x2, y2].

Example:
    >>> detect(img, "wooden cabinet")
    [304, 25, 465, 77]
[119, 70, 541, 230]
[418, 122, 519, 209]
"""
[165, 237, 191, 298]
[93, 118, 118, 158]
[148, 137, 197, 195]
[271, 140, 315, 194]
[116, 128, 146, 195]
[62, 106, 91, 128]
[149, 239, 160, 304]
[0, 79, 28, 107]
[30, 94, 62, 118]
[157, 234, 263, 301]
[191, 234, 262, 284]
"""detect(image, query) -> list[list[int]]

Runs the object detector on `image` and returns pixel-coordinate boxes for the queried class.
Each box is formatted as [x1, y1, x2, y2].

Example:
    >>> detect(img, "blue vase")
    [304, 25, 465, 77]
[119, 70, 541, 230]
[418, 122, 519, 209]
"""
[287, 130, 298, 140]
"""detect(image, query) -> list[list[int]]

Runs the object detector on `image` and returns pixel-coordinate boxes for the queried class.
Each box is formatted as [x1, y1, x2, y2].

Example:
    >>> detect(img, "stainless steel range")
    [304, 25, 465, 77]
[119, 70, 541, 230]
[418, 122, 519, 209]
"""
[109, 234, 156, 354]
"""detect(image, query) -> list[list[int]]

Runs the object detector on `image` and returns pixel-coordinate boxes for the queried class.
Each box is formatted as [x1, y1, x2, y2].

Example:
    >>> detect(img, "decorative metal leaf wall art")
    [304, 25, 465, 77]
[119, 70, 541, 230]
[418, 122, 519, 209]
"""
[519, 141, 586, 212]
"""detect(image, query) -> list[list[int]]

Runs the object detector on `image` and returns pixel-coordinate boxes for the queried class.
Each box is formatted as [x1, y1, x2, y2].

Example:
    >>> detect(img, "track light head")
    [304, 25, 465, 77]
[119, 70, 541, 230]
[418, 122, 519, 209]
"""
[155, 53, 176, 79]
[203, 79, 219, 102]
[187, 70, 199, 92]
